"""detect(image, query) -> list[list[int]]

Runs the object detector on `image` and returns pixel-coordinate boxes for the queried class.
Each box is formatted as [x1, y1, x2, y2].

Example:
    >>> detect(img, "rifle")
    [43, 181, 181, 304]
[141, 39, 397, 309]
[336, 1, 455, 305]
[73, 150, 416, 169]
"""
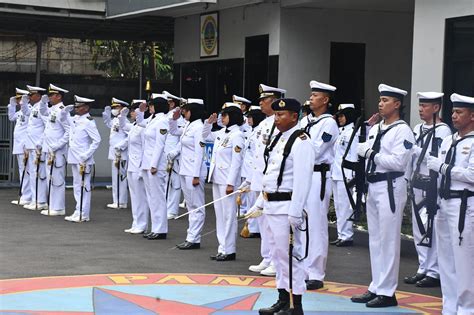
[418, 113, 439, 247]
[18, 151, 29, 200]
[342, 106, 367, 222]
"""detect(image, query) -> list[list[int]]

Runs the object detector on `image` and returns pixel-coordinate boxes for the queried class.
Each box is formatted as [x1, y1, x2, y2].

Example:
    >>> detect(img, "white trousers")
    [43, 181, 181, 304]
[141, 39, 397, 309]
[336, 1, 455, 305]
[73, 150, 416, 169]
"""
[17, 153, 32, 202]
[180, 175, 205, 243]
[71, 164, 92, 219]
[142, 170, 167, 234]
[46, 152, 66, 211]
[412, 188, 439, 278]
[366, 178, 406, 297]
[436, 197, 474, 315]
[27, 150, 48, 204]
[212, 183, 238, 254]
[128, 171, 149, 230]
[166, 170, 181, 217]
[264, 214, 306, 295]
[332, 180, 354, 241]
[305, 172, 331, 281]
[246, 190, 259, 233]
[258, 207, 273, 265]
[111, 160, 128, 205]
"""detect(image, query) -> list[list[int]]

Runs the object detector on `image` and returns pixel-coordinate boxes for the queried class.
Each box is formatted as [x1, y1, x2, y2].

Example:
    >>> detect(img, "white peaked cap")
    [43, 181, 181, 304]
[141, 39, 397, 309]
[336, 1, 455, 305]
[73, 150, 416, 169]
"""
[450, 93, 474, 108]
[378, 84, 407, 99]
[258, 84, 286, 99]
[232, 95, 251, 104]
[15, 88, 29, 96]
[162, 91, 181, 101]
[249, 105, 261, 111]
[187, 98, 204, 105]
[48, 83, 69, 94]
[338, 104, 355, 110]
[132, 99, 146, 104]
[26, 85, 46, 93]
[417, 92, 444, 103]
[74, 95, 95, 103]
[222, 102, 241, 109]
[309, 80, 337, 93]
[150, 93, 167, 100]
[111, 97, 129, 107]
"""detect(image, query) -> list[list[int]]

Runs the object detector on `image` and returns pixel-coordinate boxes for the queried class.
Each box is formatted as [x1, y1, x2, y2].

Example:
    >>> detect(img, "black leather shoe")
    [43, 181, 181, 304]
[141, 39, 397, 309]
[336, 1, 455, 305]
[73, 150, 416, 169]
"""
[336, 239, 354, 247]
[143, 232, 153, 238]
[177, 241, 200, 250]
[246, 233, 261, 238]
[216, 253, 236, 261]
[416, 276, 440, 288]
[306, 279, 324, 290]
[351, 291, 376, 303]
[330, 239, 341, 245]
[147, 233, 167, 240]
[403, 273, 425, 284]
[210, 253, 222, 260]
[366, 295, 398, 308]
[259, 289, 289, 315]
[275, 294, 303, 315]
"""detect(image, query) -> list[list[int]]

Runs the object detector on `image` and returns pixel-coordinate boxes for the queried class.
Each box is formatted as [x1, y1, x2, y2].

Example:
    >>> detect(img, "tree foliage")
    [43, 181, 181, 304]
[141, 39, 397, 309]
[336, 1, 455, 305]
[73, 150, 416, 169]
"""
[88, 40, 173, 80]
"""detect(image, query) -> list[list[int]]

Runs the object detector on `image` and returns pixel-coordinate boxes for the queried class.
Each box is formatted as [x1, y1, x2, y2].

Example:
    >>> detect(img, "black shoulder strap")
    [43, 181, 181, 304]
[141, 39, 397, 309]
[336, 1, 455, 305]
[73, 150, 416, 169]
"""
[277, 129, 308, 188]
[304, 115, 331, 134]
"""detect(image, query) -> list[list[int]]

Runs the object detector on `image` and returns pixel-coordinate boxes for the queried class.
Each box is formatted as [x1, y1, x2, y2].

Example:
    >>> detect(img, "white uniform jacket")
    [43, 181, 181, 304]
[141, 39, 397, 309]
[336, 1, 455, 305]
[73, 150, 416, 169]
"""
[170, 119, 207, 178]
[250, 115, 279, 191]
[140, 113, 168, 172]
[241, 128, 256, 179]
[366, 120, 415, 178]
[64, 113, 101, 165]
[39, 101, 70, 154]
[116, 123, 145, 173]
[203, 123, 245, 187]
[332, 123, 358, 181]
[102, 111, 129, 160]
[254, 124, 315, 217]
[306, 113, 339, 166]
[8, 101, 30, 154]
[24, 101, 47, 150]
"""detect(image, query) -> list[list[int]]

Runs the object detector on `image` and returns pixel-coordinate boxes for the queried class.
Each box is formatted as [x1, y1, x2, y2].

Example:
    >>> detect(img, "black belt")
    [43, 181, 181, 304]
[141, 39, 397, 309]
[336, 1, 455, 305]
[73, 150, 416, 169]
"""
[313, 163, 330, 201]
[440, 189, 474, 246]
[367, 171, 404, 213]
[262, 191, 292, 202]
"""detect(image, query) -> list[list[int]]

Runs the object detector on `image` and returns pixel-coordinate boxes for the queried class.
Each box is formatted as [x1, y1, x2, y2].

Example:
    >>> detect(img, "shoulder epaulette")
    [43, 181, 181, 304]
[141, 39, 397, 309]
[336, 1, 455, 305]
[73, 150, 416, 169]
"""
[59, 105, 64, 109]
[87, 116, 94, 121]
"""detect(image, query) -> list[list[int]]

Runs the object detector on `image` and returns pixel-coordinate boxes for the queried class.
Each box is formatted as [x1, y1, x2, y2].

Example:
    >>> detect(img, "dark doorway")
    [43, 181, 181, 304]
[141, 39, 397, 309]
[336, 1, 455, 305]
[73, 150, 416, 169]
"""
[245, 35, 269, 102]
[443, 15, 474, 126]
[329, 42, 366, 110]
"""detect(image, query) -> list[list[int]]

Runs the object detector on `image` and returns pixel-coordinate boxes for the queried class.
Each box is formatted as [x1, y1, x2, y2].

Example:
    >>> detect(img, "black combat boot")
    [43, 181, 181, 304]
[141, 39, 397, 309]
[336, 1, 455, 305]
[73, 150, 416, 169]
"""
[258, 289, 290, 315]
[275, 294, 303, 315]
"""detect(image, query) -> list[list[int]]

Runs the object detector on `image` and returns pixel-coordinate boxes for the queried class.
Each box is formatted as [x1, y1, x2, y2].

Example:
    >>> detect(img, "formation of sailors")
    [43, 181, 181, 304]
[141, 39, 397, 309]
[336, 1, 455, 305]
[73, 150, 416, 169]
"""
[7, 81, 473, 315]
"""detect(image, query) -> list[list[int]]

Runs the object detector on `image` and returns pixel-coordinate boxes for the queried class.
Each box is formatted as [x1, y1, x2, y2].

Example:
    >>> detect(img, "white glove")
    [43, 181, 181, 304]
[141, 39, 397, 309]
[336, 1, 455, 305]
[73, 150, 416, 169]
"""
[167, 150, 179, 161]
[41, 94, 49, 104]
[65, 105, 74, 113]
[78, 153, 88, 163]
[412, 146, 422, 159]
[238, 180, 251, 192]
[9, 96, 16, 106]
[104, 106, 111, 114]
[357, 143, 374, 159]
[114, 146, 122, 153]
[49, 144, 59, 152]
[244, 206, 263, 219]
[21, 94, 29, 105]
[427, 155, 444, 173]
[288, 215, 304, 229]
[36, 144, 42, 151]
[120, 107, 129, 116]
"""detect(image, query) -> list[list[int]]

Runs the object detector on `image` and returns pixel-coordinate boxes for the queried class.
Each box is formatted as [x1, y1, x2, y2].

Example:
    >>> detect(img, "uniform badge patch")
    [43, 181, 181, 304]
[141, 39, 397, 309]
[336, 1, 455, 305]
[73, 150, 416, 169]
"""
[369, 135, 374, 139]
[199, 142, 206, 147]
[160, 129, 167, 135]
[299, 134, 307, 140]
[234, 146, 242, 153]
[87, 116, 94, 120]
[321, 132, 332, 143]
[404, 140, 413, 149]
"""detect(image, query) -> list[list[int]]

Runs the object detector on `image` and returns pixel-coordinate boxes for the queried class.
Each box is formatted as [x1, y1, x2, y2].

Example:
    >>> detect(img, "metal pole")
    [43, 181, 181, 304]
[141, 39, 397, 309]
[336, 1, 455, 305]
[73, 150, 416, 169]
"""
[139, 45, 143, 99]
[35, 37, 42, 86]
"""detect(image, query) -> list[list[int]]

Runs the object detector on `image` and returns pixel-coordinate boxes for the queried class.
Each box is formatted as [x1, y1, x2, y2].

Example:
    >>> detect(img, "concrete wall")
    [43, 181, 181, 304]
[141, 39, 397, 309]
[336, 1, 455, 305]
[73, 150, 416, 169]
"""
[409, 0, 474, 126]
[279, 7, 414, 117]
[174, 2, 280, 63]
